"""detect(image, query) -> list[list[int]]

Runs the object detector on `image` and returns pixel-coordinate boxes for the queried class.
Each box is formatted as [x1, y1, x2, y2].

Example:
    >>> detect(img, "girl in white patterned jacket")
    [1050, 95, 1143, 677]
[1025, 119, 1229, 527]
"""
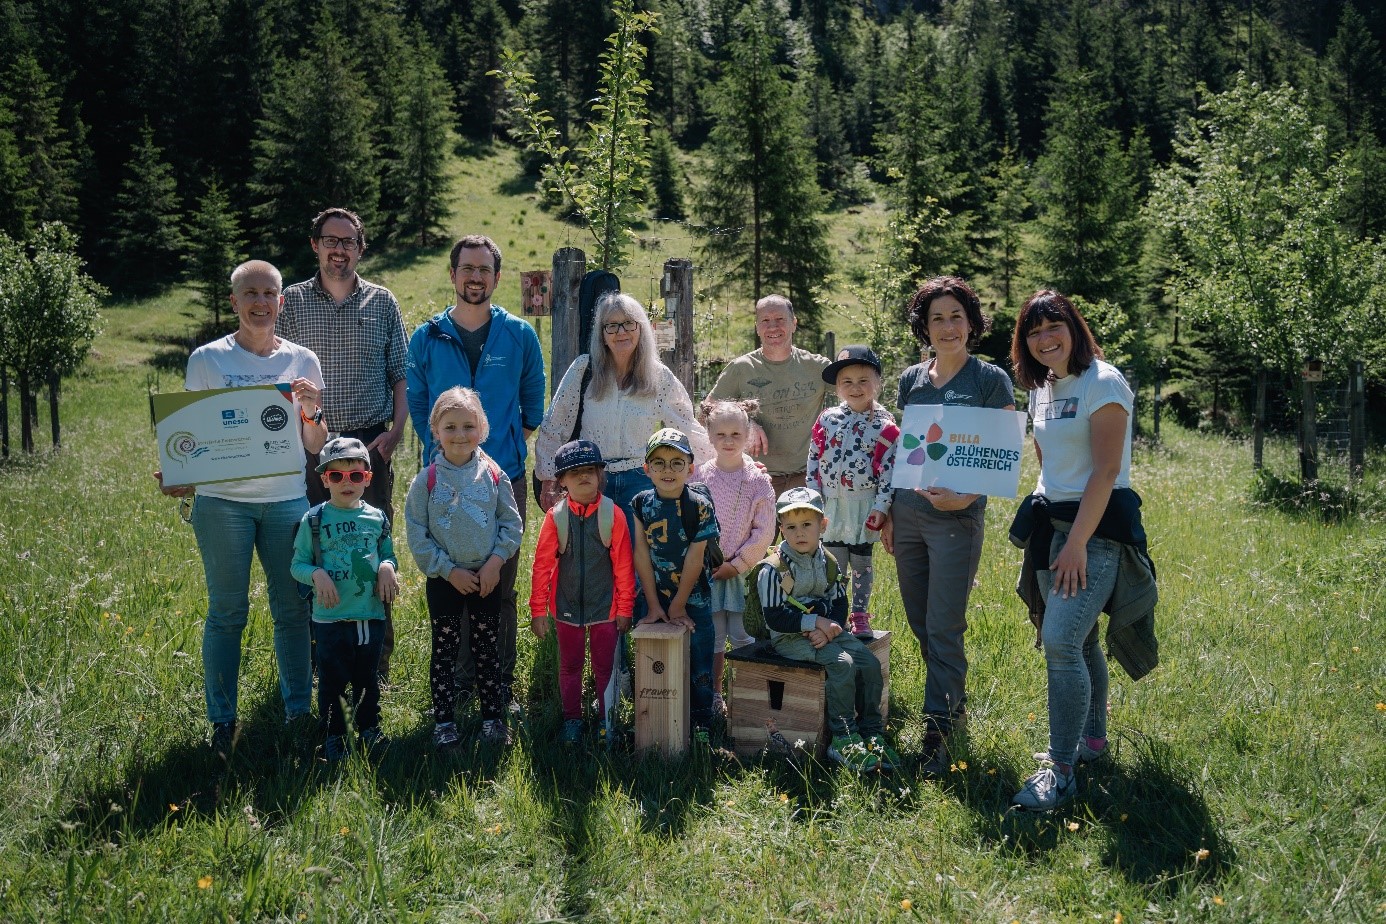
[806, 345, 900, 638]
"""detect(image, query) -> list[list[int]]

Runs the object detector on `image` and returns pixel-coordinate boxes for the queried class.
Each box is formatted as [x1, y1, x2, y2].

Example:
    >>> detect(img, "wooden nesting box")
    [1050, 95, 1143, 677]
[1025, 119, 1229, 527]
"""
[727, 630, 891, 758]
[631, 621, 690, 757]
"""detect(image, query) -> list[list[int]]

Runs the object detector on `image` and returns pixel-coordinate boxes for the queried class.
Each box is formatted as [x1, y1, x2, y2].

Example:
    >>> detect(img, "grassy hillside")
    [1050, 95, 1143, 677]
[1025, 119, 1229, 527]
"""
[1, 146, 1383, 922]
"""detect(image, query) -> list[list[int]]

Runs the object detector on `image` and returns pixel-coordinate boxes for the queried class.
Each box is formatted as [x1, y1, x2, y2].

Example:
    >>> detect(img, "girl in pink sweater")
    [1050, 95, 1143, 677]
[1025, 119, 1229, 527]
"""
[695, 398, 777, 714]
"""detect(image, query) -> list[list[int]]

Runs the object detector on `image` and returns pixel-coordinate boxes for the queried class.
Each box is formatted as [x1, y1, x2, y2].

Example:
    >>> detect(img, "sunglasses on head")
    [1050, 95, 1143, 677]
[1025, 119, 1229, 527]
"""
[324, 470, 371, 484]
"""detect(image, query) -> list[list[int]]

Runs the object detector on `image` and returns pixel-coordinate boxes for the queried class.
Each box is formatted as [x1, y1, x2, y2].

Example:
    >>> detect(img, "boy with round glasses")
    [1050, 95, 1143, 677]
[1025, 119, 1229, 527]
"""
[631, 428, 720, 736]
[290, 437, 399, 762]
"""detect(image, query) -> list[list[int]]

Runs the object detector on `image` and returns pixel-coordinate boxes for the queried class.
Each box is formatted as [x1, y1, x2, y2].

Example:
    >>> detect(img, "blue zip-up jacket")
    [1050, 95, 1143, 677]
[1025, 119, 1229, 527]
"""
[406, 305, 546, 480]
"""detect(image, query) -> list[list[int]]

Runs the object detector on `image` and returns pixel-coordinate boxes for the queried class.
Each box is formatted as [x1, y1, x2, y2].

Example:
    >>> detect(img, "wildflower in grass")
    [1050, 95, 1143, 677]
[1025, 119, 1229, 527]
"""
[168, 803, 179, 813]
[1027, 712, 1036, 723]
[1352, 646, 1360, 653]
[1213, 896, 1225, 906]
[1376, 703, 1385, 712]
[1066, 821, 1080, 832]
[779, 793, 789, 803]
[198, 875, 212, 889]
[1120, 813, 1129, 822]
[1114, 914, 1123, 923]
[339, 827, 350, 836]
[900, 898, 912, 910]
[1195, 848, 1210, 861]
[486, 823, 503, 835]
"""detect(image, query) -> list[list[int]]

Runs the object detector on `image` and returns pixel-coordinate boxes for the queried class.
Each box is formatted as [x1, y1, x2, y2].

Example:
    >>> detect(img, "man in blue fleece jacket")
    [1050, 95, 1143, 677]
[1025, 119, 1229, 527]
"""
[406, 234, 546, 702]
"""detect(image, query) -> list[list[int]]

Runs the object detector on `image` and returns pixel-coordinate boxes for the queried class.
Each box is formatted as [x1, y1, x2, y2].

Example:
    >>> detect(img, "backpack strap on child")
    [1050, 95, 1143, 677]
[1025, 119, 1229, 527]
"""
[871, 422, 900, 479]
[294, 502, 328, 600]
[427, 457, 501, 493]
[554, 495, 615, 554]
[741, 549, 841, 639]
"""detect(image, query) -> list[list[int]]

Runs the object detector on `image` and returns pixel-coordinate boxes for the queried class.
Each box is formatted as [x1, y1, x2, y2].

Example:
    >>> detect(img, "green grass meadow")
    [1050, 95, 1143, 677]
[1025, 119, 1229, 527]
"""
[2, 149, 1385, 921]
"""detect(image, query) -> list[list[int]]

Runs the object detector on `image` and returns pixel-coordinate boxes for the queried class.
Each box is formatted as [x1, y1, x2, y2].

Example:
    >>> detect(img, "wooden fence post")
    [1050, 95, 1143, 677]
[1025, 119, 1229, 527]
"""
[822, 331, 836, 361]
[1300, 376, 1318, 483]
[1349, 359, 1365, 483]
[1253, 369, 1266, 470]
[1, 366, 8, 459]
[550, 247, 587, 389]
[48, 369, 60, 451]
[1153, 366, 1161, 442]
[660, 258, 695, 397]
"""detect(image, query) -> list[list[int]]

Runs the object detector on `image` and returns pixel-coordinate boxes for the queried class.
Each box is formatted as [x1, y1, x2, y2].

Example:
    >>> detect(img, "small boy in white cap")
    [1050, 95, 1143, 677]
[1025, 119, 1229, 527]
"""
[290, 436, 399, 763]
[754, 486, 900, 772]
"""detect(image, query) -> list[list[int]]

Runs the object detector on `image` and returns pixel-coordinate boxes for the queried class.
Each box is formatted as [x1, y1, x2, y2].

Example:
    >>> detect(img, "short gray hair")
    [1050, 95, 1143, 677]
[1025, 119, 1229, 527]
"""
[230, 259, 283, 292]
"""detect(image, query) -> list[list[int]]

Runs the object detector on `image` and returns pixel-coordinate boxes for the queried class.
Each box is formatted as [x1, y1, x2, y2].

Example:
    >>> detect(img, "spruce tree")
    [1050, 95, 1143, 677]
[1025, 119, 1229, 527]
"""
[982, 146, 1030, 305]
[184, 178, 244, 328]
[251, 17, 378, 267]
[1031, 67, 1140, 306]
[694, 5, 830, 331]
[0, 96, 30, 241]
[381, 35, 453, 246]
[109, 124, 185, 293]
[648, 127, 685, 221]
[444, 0, 509, 142]
[7, 54, 79, 232]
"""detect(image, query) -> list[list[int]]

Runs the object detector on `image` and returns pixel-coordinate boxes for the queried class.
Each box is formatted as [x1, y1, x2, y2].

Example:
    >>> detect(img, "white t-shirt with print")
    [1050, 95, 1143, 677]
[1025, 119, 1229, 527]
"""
[1029, 359, 1133, 502]
[184, 334, 324, 503]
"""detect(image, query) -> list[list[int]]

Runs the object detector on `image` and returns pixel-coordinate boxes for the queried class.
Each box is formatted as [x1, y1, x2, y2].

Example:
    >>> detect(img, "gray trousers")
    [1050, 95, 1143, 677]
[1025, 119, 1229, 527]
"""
[891, 492, 985, 734]
[771, 632, 884, 737]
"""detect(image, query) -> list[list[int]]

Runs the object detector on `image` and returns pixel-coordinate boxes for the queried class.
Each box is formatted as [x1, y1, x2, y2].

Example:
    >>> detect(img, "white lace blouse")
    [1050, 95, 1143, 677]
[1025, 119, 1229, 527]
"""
[535, 353, 714, 478]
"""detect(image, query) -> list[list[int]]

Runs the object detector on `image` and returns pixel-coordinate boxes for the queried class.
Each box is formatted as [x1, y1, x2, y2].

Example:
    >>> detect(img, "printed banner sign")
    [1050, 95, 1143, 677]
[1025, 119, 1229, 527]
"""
[154, 384, 304, 487]
[891, 405, 1028, 497]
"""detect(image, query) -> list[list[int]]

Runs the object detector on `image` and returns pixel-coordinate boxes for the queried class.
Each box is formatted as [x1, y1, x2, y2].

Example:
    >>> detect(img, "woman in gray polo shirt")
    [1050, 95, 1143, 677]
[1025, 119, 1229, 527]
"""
[882, 276, 1014, 775]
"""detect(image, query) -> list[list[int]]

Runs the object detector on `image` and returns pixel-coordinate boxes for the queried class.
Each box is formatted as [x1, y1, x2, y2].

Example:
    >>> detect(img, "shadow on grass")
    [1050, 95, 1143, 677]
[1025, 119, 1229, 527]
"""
[954, 730, 1233, 895]
[48, 687, 325, 847]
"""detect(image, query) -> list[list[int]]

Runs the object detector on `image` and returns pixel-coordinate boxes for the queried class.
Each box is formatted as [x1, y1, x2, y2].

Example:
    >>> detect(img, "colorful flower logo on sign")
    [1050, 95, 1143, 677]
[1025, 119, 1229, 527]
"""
[901, 422, 948, 464]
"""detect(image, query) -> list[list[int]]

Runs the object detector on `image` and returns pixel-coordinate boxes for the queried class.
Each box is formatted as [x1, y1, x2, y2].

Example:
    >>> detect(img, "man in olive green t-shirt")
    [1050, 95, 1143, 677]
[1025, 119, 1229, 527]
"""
[708, 294, 830, 494]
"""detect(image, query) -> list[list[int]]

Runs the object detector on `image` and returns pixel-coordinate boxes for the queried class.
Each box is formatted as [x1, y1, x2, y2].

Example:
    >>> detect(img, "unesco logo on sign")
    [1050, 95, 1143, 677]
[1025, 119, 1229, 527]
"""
[261, 405, 289, 431]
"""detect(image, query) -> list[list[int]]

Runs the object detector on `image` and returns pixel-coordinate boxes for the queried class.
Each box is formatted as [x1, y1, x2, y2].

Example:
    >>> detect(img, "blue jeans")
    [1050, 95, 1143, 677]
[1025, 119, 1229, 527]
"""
[1039, 529, 1118, 766]
[191, 494, 313, 724]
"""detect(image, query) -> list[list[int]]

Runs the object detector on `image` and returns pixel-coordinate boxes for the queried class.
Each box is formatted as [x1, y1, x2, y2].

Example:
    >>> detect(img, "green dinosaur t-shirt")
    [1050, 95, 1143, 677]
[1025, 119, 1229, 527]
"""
[290, 502, 397, 622]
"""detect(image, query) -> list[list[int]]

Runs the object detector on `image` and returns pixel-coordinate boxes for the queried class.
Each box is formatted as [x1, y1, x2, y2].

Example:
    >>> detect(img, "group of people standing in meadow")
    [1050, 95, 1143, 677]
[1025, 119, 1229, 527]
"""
[156, 206, 1155, 812]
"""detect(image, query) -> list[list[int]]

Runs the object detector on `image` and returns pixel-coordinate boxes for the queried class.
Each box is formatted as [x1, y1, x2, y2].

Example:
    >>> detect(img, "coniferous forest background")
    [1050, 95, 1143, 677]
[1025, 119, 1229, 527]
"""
[5, 0, 1386, 429]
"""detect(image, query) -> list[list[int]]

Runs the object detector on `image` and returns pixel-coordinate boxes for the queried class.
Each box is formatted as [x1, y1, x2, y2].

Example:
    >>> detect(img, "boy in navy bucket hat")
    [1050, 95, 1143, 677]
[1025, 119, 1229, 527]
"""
[529, 440, 635, 746]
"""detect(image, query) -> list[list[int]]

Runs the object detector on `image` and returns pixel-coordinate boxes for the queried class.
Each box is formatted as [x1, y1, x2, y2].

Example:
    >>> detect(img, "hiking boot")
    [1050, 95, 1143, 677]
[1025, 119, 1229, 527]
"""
[1033, 736, 1107, 766]
[481, 719, 512, 747]
[1012, 763, 1076, 811]
[560, 719, 584, 747]
[920, 729, 948, 776]
[868, 734, 903, 772]
[324, 734, 348, 764]
[827, 733, 880, 773]
[848, 611, 873, 638]
[433, 721, 461, 750]
[210, 721, 237, 761]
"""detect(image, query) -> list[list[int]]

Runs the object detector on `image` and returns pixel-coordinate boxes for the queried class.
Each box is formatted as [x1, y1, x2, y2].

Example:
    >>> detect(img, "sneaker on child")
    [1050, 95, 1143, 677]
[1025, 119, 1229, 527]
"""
[481, 719, 512, 746]
[360, 727, 389, 755]
[1011, 763, 1076, 811]
[433, 721, 461, 750]
[827, 733, 880, 773]
[848, 611, 873, 638]
[324, 734, 348, 764]
[868, 735, 903, 771]
[211, 721, 237, 761]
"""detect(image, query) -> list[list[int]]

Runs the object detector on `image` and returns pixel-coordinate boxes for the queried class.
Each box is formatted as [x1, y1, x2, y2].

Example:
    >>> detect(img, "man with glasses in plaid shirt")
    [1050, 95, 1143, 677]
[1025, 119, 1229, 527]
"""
[278, 207, 410, 678]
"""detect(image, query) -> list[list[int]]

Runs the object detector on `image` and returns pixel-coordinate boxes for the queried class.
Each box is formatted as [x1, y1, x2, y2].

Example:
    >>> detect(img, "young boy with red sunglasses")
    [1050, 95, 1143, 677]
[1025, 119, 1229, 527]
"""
[290, 436, 399, 762]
